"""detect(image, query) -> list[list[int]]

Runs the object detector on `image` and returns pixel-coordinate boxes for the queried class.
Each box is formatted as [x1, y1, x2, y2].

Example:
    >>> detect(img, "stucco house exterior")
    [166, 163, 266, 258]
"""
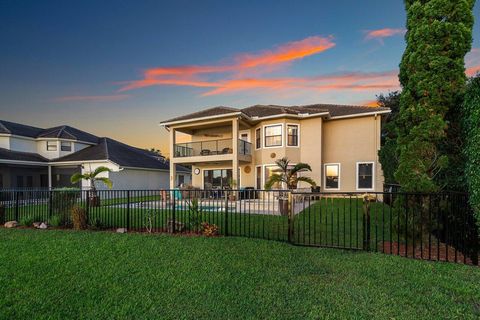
[0, 120, 190, 190]
[162, 104, 390, 193]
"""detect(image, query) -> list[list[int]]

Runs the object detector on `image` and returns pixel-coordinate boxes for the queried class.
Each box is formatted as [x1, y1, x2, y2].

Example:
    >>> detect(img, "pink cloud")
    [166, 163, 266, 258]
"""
[55, 94, 131, 102]
[466, 48, 480, 76]
[365, 28, 406, 41]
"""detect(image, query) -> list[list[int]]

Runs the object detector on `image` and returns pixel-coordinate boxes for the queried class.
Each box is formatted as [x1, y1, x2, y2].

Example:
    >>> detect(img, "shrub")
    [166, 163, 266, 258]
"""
[71, 206, 87, 230]
[19, 215, 35, 227]
[48, 215, 64, 228]
[88, 218, 104, 230]
[201, 222, 219, 237]
[52, 188, 80, 217]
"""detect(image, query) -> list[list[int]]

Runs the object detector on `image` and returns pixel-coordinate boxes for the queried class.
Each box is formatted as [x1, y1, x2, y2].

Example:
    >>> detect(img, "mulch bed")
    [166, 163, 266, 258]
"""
[381, 241, 477, 265]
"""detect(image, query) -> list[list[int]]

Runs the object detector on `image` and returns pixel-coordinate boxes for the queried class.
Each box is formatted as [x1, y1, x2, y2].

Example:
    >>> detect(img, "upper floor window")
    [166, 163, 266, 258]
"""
[287, 124, 299, 146]
[264, 124, 283, 147]
[46, 141, 57, 151]
[357, 162, 374, 190]
[255, 128, 261, 149]
[61, 141, 72, 152]
[324, 163, 340, 190]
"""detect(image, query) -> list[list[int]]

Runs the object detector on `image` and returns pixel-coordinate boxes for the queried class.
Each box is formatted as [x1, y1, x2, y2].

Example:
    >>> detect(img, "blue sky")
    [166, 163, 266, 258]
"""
[0, 0, 478, 153]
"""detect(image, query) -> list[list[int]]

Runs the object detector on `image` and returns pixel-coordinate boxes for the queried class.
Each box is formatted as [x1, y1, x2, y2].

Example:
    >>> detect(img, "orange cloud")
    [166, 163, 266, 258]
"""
[119, 35, 335, 92]
[360, 100, 380, 107]
[466, 48, 480, 77]
[365, 28, 406, 40]
[55, 94, 131, 102]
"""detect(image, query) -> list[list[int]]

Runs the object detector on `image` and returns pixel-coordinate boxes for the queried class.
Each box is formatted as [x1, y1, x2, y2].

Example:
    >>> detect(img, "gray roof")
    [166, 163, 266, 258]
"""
[0, 148, 48, 163]
[0, 120, 99, 143]
[55, 137, 190, 172]
[161, 103, 390, 124]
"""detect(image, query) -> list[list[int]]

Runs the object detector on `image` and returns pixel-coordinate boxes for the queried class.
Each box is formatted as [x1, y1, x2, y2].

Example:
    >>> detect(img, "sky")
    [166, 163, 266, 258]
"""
[1, 0, 479, 155]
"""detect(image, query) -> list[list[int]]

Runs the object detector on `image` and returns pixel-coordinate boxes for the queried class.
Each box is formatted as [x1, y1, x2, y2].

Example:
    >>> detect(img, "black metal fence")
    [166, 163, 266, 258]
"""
[0, 189, 478, 266]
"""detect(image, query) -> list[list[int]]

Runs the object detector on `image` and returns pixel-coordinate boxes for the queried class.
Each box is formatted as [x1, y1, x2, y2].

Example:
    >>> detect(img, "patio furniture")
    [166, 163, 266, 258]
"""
[200, 149, 211, 156]
[221, 147, 233, 154]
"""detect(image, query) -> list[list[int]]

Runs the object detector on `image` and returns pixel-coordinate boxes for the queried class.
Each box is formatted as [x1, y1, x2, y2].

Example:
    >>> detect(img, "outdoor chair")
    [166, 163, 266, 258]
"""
[200, 149, 211, 156]
[221, 147, 233, 154]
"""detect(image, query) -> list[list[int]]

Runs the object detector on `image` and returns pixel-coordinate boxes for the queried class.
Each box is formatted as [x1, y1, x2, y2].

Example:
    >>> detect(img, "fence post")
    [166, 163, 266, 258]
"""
[172, 190, 176, 234]
[48, 190, 53, 218]
[362, 195, 371, 251]
[224, 192, 229, 236]
[14, 190, 19, 222]
[288, 191, 293, 243]
[85, 190, 90, 221]
[126, 190, 130, 230]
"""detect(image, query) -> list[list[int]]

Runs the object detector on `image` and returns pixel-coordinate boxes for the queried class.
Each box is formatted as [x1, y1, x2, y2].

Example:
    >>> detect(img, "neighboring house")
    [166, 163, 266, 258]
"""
[162, 104, 390, 192]
[0, 120, 190, 189]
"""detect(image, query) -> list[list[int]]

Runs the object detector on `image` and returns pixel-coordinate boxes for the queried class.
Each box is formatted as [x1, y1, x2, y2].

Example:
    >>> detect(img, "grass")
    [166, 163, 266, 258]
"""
[0, 229, 479, 319]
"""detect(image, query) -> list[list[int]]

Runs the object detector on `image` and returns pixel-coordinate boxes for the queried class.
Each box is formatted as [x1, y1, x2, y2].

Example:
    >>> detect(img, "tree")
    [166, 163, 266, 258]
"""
[146, 148, 163, 156]
[70, 166, 113, 192]
[395, 0, 475, 192]
[377, 91, 401, 184]
[264, 157, 316, 190]
[462, 75, 480, 231]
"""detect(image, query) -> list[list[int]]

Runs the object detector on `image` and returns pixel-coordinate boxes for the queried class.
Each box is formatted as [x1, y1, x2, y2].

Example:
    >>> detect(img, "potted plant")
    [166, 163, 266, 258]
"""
[70, 166, 113, 207]
[228, 179, 237, 201]
[265, 157, 316, 216]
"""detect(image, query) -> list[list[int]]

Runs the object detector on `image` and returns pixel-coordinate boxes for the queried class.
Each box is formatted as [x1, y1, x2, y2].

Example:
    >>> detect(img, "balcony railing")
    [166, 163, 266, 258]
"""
[174, 139, 252, 158]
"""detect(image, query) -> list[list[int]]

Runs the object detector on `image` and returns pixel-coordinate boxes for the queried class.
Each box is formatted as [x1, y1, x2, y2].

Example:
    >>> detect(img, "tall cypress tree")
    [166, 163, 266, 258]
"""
[395, 0, 475, 192]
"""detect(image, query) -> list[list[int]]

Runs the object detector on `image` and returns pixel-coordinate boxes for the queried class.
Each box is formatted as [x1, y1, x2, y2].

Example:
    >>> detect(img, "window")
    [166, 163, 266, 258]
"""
[357, 162, 374, 190]
[178, 174, 185, 186]
[324, 164, 340, 190]
[46, 141, 57, 151]
[256, 166, 262, 189]
[264, 124, 283, 147]
[255, 128, 261, 149]
[287, 124, 299, 146]
[203, 169, 232, 189]
[61, 141, 72, 152]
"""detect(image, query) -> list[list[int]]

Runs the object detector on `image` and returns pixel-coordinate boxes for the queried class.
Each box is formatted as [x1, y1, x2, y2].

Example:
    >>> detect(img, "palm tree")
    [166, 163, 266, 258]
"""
[264, 157, 316, 190]
[71, 166, 113, 206]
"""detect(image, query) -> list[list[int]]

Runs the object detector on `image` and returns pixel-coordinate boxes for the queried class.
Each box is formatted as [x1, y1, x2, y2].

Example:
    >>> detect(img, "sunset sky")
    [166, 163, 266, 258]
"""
[1, 0, 479, 155]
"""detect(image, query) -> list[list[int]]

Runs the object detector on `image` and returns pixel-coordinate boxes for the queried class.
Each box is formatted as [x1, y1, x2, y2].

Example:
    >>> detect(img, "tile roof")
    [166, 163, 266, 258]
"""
[0, 148, 48, 163]
[0, 120, 99, 143]
[55, 137, 190, 172]
[161, 103, 390, 124]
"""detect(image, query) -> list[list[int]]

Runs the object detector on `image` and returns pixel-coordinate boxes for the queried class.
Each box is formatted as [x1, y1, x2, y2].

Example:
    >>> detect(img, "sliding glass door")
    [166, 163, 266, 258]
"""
[204, 169, 232, 189]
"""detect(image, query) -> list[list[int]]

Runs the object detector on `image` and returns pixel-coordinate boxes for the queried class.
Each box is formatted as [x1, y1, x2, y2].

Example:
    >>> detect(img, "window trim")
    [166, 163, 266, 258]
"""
[263, 123, 284, 148]
[356, 161, 375, 191]
[255, 165, 263, 189]
[286, 123, 300, 147]
[46, 141, 58, 151]
[324, 163, 341, 191]
[255, 127, 261, 150]
[239, 130, 250, 143]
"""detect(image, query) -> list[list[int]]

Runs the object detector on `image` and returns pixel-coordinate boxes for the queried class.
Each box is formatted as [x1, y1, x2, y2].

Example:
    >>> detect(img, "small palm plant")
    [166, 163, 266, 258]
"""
[264, 157, 316, 190]
[265, 157, 316, 216]
[70, 166, 113, 206]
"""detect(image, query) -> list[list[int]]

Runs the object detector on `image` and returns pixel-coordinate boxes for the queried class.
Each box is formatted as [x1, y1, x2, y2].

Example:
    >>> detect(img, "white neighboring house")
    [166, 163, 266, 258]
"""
[0, 120, 190, 190]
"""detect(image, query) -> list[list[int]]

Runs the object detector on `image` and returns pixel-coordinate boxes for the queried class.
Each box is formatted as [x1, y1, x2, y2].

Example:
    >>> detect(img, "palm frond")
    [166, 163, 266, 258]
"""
[295, 176, 317, 187]
[95, 177, 113, 189]
[275, 157, 290, 172]
[70, 173, 86, 184]
[264, 174, 285, 190]
[93, 166, 112, 178]
[291, 163, 312, 175]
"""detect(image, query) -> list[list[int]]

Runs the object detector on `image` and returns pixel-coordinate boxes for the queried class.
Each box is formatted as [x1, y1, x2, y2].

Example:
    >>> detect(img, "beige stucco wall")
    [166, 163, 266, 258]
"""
[170, 114, 384, 192]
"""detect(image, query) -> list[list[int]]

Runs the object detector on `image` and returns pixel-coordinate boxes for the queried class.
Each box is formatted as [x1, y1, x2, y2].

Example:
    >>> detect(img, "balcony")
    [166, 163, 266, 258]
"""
[174, 139, 251, 158]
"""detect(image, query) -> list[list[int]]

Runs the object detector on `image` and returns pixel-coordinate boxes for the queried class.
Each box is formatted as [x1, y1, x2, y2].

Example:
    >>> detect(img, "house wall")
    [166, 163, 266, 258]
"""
[173, 114, 384, 192]
[0, 136, 10, 149]
[107, 168, 170, 190]
[10, 136, 37, 153]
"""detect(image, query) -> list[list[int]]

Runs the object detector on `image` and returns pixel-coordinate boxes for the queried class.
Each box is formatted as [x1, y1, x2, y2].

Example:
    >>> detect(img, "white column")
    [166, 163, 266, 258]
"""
[232, 118, 239, 188]
[47, 165, 52, 189]
[169, 128, 177, 189]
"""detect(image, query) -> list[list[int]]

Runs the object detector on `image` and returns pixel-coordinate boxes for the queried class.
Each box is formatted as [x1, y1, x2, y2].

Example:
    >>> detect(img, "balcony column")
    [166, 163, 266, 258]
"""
[169, 128, 177, 189]
[232, 118, 239, 188]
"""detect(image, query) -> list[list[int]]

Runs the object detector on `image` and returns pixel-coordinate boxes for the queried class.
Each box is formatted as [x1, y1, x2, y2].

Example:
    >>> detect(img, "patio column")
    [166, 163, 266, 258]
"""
[47, 165, 52, 189]
[169, 128, 177, 189]
[232, 118, 239, 188]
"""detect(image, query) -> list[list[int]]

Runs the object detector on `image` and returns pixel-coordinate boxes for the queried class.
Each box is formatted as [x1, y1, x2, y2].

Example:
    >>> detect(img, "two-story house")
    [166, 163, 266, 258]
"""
[0, 120, 190, 189]
[162, 104, 390, 192]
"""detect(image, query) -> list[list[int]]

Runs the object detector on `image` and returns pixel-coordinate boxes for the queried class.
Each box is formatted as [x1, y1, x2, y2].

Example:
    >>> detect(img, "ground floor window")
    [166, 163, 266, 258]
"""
[178, 174, 185, 186]
[357, 162, 374, 190]
[203, 169, 232, 189]
[256, 166, 262, 189]
[324, 163, 340, 190]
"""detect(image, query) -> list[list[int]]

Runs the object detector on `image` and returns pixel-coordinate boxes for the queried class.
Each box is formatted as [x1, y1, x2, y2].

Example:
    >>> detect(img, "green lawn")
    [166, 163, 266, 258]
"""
[0, 229, 479, 319]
